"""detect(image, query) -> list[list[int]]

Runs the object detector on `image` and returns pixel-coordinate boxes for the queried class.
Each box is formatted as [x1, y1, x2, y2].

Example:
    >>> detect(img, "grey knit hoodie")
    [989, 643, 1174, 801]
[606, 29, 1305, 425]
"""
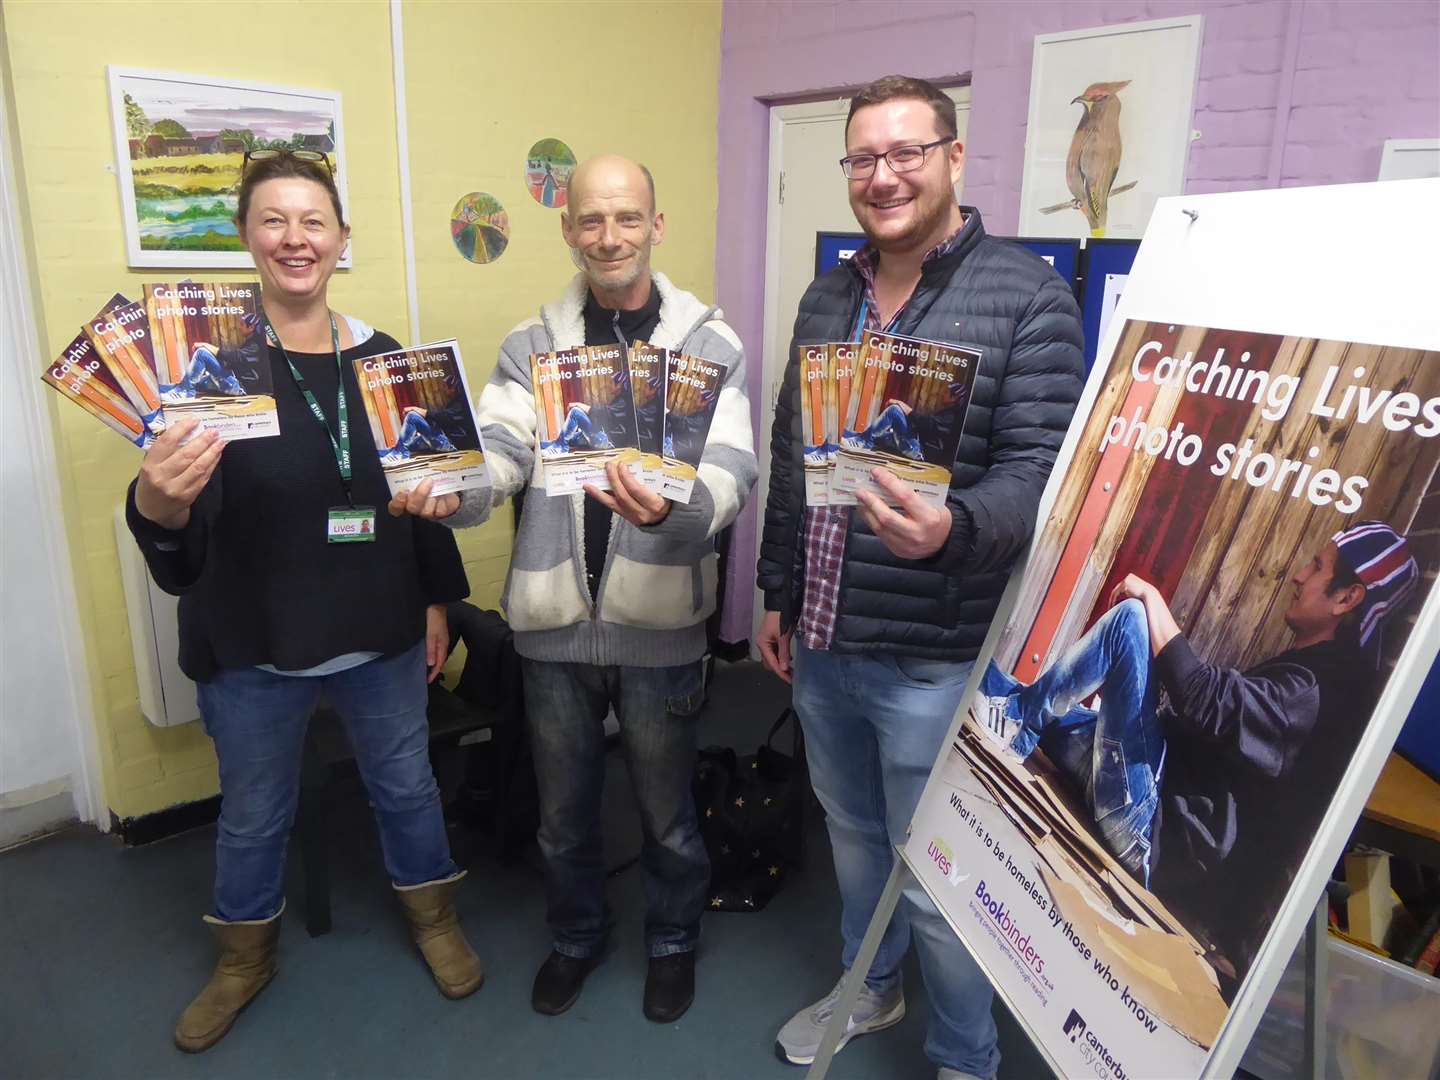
[445, 272, 757, 667]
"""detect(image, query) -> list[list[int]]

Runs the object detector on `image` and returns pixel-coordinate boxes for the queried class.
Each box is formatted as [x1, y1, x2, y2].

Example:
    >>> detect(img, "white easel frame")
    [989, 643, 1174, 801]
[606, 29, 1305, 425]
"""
[808, 179, 1440, 1080]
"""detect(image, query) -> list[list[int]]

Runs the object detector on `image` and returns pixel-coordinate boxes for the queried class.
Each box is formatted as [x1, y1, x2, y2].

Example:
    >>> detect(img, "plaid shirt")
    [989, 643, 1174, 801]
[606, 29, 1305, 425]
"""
[795, 223, 965, 650]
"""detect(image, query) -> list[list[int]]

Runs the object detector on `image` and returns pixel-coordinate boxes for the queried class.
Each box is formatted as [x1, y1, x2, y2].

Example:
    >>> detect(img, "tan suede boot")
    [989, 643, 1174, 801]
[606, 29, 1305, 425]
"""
[394, 871, 484, 999]
[173, 903, 282, 1053]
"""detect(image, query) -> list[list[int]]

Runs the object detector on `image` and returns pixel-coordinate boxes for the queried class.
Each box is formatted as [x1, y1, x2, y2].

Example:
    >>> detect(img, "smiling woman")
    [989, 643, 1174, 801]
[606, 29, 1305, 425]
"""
[121, 147, 484, 1052]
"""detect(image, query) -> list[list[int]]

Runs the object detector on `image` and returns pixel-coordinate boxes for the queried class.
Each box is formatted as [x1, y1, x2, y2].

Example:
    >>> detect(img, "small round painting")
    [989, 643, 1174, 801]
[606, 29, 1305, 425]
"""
[451, 192, 510, 264]
[524, 138, 576, 209]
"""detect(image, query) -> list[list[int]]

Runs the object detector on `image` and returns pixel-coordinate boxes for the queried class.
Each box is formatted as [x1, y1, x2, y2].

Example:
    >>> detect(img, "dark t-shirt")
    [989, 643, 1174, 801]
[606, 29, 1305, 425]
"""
[126, 330, 469, 681]
[580, 283, 662, 600]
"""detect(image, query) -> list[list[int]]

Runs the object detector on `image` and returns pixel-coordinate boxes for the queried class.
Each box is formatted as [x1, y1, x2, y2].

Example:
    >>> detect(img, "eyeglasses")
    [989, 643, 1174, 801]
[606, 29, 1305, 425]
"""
[242, 148, 334, 178]
[839, 137, 955, 181]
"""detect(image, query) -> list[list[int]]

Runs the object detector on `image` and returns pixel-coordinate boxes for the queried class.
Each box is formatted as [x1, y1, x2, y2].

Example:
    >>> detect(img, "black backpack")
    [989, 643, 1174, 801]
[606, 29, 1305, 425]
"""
[692, 708, 807, 912]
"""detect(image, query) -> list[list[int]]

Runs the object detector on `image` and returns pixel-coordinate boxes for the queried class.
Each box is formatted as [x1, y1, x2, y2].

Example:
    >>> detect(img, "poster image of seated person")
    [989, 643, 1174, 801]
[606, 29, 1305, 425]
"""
[980, 520, 1419, 988]
[541, 401, 613, 457]
[844, 381, 969, 461]
[160, 316, 265, 401]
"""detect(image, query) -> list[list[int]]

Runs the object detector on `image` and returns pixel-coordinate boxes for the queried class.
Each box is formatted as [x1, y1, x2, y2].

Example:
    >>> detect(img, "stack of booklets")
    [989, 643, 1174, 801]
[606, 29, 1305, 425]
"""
[42, 281, 278, 446]
[42, 285, 490, 500]
[799, 329, 980, 508]
[529, 341, 727, 503]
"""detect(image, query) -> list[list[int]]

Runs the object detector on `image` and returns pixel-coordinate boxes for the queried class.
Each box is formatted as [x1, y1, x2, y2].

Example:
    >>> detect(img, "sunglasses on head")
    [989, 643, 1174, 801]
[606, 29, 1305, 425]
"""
[242, 147, 334, 178]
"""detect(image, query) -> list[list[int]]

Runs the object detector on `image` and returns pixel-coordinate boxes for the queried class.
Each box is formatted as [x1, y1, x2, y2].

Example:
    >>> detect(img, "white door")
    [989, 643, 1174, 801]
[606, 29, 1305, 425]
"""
[1, 92, 104, 845]
[751, 89, 971, 648]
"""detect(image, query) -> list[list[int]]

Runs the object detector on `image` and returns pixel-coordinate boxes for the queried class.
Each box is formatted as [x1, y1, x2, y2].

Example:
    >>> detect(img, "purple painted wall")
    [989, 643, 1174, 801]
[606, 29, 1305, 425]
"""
[717, 0, 1439, 642]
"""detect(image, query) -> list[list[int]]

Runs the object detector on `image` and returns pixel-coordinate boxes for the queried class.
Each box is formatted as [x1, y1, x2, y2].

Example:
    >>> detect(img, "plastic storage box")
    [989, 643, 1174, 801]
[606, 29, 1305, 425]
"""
[1241, 931, 1440, 1079]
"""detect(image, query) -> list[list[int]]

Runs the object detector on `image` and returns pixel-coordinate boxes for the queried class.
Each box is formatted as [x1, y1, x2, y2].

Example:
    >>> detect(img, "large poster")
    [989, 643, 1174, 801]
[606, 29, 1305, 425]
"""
[902, 182, 1440, 1080]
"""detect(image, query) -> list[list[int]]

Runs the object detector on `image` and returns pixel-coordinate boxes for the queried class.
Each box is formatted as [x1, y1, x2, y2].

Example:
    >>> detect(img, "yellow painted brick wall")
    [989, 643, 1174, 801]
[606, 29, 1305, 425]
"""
[4, 0, 410, 820]
[3, 0, 720, 821]
[402, 0, 721, 605]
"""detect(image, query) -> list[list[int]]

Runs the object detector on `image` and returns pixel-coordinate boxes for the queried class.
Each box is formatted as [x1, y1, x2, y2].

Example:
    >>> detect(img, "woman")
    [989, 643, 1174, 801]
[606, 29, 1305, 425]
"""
[126, 151, 482, 1054]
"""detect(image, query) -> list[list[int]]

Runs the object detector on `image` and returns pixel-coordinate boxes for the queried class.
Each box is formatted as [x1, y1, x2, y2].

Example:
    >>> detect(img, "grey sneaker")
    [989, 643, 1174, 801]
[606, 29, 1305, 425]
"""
[774, 974, 905, 1065]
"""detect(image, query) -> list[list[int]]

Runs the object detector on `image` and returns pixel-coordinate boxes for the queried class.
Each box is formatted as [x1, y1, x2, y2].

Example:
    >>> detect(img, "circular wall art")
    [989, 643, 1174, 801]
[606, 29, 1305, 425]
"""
[450, 192, 510, 264]
[524, 138, 576, 209]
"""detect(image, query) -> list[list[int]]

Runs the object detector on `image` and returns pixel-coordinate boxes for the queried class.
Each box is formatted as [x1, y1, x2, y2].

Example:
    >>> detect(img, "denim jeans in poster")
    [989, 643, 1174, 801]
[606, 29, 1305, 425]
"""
[990, 597, 1166, 884]
[197, 642, 457, 922]
[522, 658, 710, 960]
[792, 642, 1000, 1080]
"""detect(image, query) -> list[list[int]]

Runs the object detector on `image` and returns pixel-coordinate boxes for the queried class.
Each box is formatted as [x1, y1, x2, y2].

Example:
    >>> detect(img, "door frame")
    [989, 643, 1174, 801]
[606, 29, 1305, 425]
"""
[1, 77, 107, 830]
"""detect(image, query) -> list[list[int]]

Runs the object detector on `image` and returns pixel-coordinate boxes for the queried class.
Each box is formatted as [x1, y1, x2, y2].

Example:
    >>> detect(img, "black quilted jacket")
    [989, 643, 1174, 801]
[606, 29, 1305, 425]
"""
[756, 209, 1084, 660]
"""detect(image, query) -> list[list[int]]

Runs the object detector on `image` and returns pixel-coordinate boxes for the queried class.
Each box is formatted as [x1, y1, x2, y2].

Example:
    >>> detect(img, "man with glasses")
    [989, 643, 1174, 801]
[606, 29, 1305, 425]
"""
[757, 75, 1083, 1080]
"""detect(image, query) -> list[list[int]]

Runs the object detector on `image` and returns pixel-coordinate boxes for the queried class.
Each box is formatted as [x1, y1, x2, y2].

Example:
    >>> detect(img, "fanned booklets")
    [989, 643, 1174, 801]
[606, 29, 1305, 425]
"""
[626, 341, 668, 483]
[830, 329, 980, 507]
[656, 351, 729, 502]
[796, 341, 859, 506]
[353, 339, 490, 497]
[42, 294, 156, 448]
[530, 343, 637, 494]
[145, 281, 278, 440]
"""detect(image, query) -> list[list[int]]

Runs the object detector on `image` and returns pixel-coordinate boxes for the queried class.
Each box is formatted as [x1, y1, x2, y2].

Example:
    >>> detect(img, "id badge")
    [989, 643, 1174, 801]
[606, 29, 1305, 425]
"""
[328, 506, 377, 543]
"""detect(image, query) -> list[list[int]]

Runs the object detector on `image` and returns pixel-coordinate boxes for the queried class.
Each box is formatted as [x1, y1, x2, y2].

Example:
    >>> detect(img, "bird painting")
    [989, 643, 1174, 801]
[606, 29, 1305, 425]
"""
[1040, 80, 1137, 237]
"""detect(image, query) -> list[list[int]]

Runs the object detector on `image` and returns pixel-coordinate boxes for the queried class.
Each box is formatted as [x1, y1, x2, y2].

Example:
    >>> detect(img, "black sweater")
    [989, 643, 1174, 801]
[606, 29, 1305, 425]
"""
[1151, 634, 1378, 968]
[126, 330, 469, 681]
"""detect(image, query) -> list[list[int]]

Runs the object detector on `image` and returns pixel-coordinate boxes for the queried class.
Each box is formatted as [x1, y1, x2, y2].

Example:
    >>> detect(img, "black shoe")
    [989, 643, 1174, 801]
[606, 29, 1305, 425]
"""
[531, 950, 596, 1015]
[643, 952, 695, 1023]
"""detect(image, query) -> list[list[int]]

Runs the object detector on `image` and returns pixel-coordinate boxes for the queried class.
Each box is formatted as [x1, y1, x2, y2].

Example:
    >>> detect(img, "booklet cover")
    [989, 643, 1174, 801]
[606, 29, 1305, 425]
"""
[353, 339, 490, 498]
[144, 281, 277, 440]
[530, 342, 638, 495]
[831, 329, 980, 507]
[41, 316, 153, 448]
[797, 343, 834, 505]
[625, 340, 668, 487]
[656, 352, 729, 503]
[83, 293, 165, 436]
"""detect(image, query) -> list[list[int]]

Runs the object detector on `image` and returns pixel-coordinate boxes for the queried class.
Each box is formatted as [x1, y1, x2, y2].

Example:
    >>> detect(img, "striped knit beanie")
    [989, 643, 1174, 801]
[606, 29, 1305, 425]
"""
[1331, 521, 1419, 663]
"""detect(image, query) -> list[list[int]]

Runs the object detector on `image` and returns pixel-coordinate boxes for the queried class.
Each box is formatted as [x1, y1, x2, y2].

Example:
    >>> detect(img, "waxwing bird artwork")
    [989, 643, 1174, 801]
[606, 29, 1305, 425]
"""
[1040, 80, 1137, 236]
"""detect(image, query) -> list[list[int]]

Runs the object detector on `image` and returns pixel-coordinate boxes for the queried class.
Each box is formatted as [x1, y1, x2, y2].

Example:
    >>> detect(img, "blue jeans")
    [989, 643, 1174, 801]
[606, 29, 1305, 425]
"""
[197, 642, 457, 921]
[989, 598, 1165, 884]
[522, 659, 709, 959]
[793, 643, 1000, 1079]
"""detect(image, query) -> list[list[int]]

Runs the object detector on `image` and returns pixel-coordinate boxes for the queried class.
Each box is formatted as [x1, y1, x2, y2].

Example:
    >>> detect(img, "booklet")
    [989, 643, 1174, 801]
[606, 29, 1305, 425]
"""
[798, 343, 834, 505]
[82, 293, 165, 437]
[625, 340, 668, 487]
[144, 281, 278, 441]
[830, 329, 980, 508]
[352, 339, 490, 498]
[530, 342, 638, 495]
[41, 317, 154, 448]
[656, 351, 729, 503]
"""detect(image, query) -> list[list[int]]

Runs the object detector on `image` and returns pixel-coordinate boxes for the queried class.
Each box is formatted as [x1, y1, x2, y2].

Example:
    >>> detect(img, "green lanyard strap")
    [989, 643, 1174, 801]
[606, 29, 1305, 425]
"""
[265, 314, 354, 504]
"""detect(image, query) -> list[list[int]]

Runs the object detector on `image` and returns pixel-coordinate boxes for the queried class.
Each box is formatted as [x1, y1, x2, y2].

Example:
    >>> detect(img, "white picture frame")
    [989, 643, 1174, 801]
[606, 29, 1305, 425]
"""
[1379, 138, 1440, 181]
[1018, 16, 1203, 239]
[106, 66, 350, 269]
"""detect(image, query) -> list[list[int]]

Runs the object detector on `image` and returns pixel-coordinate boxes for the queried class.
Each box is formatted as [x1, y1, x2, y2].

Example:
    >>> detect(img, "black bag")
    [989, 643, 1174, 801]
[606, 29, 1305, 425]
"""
[692, 708, 807, 912]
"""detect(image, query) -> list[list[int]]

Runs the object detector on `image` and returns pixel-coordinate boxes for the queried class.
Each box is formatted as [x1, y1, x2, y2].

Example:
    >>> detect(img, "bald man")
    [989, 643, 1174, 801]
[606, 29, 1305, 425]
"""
[397, 155, 756, 1022]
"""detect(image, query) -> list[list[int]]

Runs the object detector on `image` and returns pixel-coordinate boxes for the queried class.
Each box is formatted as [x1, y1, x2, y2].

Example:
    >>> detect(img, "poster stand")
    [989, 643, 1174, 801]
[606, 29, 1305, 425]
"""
[806, 179, 1440, 1080]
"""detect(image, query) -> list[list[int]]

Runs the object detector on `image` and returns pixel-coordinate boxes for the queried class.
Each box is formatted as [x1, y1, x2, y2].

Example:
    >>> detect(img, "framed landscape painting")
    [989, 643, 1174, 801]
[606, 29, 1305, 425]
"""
[107, 67, 350, 268]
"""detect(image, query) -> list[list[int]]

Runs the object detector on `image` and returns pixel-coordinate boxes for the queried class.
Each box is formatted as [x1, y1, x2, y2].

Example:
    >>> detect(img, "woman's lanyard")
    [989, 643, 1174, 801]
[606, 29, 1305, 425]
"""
[266, 314, 356, 508]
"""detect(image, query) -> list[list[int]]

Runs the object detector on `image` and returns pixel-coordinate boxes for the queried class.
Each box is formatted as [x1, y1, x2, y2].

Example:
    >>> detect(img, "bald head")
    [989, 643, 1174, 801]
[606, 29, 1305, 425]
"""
[568, 154, 655, 213]
[561, 154, 665, 309]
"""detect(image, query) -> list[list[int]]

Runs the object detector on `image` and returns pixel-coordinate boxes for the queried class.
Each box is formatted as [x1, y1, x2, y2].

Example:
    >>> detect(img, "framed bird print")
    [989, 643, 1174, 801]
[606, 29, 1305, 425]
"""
[1018, 16, 1203, 240]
